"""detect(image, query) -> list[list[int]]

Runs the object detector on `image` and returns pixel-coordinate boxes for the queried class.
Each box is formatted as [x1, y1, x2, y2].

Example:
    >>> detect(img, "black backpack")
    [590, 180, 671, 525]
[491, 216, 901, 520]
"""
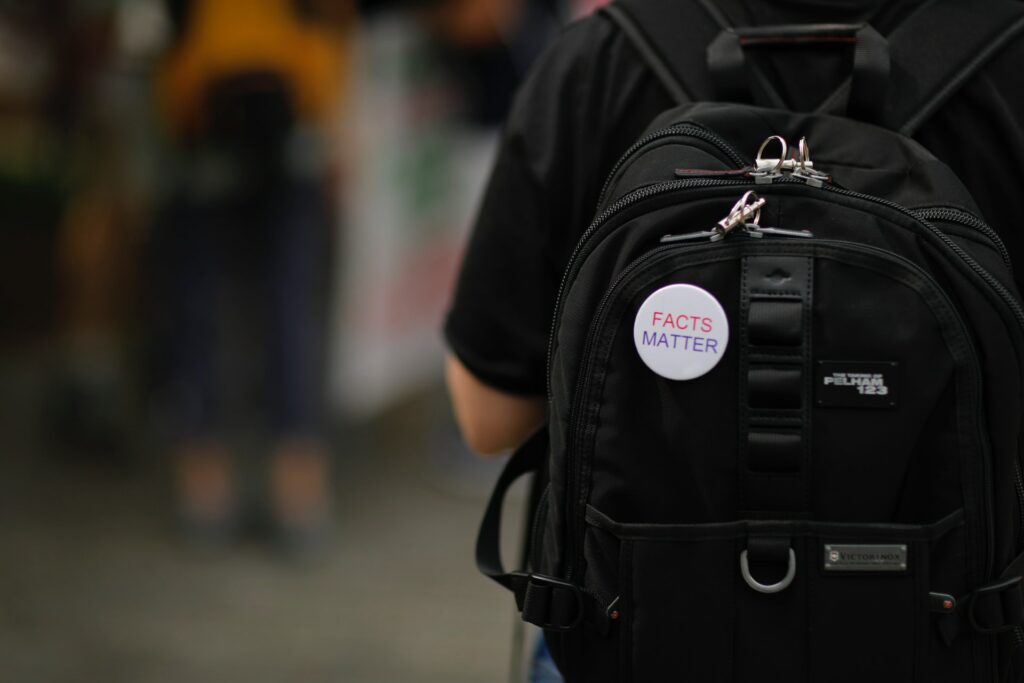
[476, 0, 1024, 680]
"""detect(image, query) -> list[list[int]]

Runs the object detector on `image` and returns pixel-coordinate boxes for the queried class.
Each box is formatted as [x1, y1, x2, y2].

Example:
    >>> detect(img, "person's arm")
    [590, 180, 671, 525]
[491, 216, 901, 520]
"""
[443, 21, 614, 456]
[445, 353, 545, 455]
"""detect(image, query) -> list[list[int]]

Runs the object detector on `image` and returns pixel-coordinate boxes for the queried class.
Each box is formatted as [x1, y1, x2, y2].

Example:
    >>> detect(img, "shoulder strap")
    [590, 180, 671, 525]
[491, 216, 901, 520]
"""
[884, 0, 1024, 135]
[601, 0, 724, 103]
[475, 426, 601, 631]
[599, 3, 693, 105]
[602, 0, 1024, 135]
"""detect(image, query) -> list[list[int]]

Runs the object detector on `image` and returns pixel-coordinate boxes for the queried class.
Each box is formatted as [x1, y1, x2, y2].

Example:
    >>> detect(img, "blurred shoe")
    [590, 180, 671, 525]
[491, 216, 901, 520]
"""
[175, 440, 238, 546]
[269, 437, 333, 557]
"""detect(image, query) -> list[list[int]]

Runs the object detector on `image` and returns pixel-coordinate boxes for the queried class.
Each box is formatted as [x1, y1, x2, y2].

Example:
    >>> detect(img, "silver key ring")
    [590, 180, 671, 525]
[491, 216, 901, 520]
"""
[755, 135, 788, 174]
[798, 137, 811, 170]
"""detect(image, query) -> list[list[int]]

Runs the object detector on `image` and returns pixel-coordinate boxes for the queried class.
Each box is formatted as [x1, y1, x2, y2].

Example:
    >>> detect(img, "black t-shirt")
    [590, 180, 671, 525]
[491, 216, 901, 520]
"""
[444, 0, 1024, 396]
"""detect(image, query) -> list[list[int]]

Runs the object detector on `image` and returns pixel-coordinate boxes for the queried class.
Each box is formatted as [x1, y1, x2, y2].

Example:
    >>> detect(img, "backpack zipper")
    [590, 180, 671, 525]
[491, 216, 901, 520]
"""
[529, 483, 551, 570]
[912, 207, 1012, 271]
[912, 209, 1022, 572]
[591, 128, 1021, 337]
[1016, 458, 1024, 550]
[799, 180, 1024, 335]
[547, 177, 1024, 403]
[595, 124, 748, 210]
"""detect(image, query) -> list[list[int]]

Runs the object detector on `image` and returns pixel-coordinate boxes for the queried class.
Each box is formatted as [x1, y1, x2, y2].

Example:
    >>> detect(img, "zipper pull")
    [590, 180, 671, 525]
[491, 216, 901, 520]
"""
[751, 135, 831, 187]
[660, 191, 766, 244]
[660, 230, 720, 244]
[674, 167, 752, 179]
[713, 191, 766, 240]
[660, 193, 813, 243]
[744, 226, 815, 239]
[751, 136, 789, 184]
[789, 137, 831, 188]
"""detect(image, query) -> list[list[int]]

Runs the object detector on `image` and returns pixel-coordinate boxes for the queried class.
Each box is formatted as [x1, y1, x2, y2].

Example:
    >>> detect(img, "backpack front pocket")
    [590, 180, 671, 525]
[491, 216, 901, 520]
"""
[561, 228, 996, 681]
[585, 507, 964, 683]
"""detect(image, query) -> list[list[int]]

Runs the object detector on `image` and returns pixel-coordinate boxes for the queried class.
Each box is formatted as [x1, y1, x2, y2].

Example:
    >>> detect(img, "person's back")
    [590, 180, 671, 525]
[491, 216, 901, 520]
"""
[446, 0, 1024, 681]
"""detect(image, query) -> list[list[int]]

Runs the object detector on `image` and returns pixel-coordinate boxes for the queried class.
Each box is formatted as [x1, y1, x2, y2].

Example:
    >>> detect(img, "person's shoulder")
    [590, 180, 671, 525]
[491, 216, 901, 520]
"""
[559, 10, 618, 46]
[527, 10, 626, 78]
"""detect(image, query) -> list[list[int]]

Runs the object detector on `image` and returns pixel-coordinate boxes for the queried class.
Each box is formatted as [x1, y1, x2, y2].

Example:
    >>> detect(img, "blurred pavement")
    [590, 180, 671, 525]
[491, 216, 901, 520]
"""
[0, 358, 528, 683]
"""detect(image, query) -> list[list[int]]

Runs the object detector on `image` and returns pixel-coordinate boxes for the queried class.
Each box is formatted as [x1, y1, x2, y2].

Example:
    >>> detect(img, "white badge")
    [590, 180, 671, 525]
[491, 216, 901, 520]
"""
[633, 284, 729, 380]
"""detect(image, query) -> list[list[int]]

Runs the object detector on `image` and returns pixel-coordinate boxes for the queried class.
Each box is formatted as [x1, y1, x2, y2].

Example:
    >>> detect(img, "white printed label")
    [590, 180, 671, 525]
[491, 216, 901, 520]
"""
[633, 284, 729, 381]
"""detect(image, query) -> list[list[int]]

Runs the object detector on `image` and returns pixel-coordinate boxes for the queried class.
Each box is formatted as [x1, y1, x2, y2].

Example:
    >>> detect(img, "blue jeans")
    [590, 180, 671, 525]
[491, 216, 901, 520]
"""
[530, 636, 564, 683]
[158, 172, 327, 440]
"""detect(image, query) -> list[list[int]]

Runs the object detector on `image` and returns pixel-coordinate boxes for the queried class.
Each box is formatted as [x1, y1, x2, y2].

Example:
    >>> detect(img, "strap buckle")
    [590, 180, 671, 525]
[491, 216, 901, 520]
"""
[512, 573, 584, 631]
[968, 576, 1024, 634]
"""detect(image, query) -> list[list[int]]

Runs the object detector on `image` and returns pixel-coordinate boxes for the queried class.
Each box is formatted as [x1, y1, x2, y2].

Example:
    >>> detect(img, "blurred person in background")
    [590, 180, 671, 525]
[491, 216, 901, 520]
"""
[153, 0, 351, 551]
[423, 0, 561, 126]
[356, 0, 561, 125]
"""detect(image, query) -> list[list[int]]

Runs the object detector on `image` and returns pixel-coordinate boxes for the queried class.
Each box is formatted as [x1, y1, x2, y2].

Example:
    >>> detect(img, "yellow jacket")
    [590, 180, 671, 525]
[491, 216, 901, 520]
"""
[158, 0, 348, 137]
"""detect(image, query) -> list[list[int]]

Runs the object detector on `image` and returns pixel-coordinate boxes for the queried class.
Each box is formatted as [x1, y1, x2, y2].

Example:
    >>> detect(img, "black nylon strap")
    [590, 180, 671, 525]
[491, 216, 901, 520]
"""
[748, 367, 802, 409]
[610, 0, 725, 102]
[937, 548, 1024, 644]
[748, 299, 802, 346]
[848, 24, 890, 123]
[748, 431, 802, 473]
[608, 0, 1024, 133]
[706, 29, 755, 105]
[600, 4, 692, 105]
[693, 0, 731, 30]
[969, 576, 1024, 634]
[474, 427, 589, 631]
[746, 535, 793, 584]
[709, 23, 890, 121]
[883, 0, 1024, 135]
[739, 255, 813, 515]
[475, 426, 547, 590]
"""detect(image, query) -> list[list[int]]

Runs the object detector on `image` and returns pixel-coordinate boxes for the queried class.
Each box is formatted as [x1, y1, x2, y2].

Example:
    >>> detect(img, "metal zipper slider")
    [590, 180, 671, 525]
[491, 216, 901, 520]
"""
[660, 191, 767, 244]
[713, 191, 766, 240]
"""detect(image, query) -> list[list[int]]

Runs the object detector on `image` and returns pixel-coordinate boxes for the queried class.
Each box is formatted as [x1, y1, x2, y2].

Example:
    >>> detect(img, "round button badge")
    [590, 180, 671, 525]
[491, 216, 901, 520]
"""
[633, 284, 729, 380]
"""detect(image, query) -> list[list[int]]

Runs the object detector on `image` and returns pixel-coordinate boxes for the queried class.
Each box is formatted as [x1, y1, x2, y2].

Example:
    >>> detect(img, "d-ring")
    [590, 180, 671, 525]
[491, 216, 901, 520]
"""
[740, 548, 797, 594]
